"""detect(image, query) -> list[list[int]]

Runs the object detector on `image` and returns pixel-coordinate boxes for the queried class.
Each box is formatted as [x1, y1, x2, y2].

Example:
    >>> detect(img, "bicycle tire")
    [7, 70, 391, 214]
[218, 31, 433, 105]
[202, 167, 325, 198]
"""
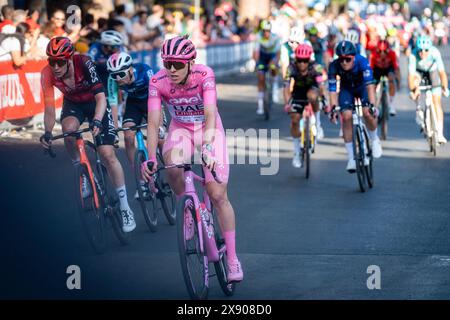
[263, 74, 272, 121]
[134, 150, 157, 232]
[380, 89, 389, 140]
[430, 107, 438, 156]
[362, 128, 374, 188]
[157, 151, 176, 225]
[75, 164, 106, 254]
[353, 125, 367, 193]
[213, 210, 236, 296]
[176, 195, 208, 300]
[100, 164, 130, 245]
[304, 117, 311, 179]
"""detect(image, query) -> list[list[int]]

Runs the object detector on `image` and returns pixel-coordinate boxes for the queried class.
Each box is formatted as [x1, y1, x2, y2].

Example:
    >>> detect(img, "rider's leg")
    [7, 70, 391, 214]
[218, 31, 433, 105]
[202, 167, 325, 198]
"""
[61, 116, 81, 163]
[290, 112, 302, 167]
[123, 121, 137, 166]
[162, 124, 193, 196]
[432, 91, 446, 140]
[307, 87, 323, 136]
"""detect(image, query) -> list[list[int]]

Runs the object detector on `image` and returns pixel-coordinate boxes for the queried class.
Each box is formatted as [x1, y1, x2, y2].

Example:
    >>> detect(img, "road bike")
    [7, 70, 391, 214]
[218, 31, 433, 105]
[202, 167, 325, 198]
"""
[146, 161, 235, 300]
[117, 124, 176, 232]
[46, 127, 129, 254]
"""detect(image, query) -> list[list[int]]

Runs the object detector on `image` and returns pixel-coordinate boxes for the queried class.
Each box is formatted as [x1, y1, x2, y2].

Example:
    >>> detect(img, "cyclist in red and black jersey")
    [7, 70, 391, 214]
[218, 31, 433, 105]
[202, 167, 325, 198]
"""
[39, 37, 136, 233]
[369, 39, 401, 116]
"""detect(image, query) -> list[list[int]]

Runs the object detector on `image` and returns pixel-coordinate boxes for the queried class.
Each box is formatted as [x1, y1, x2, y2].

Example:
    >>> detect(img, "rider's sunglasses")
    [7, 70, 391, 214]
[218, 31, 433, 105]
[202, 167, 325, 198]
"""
[163, 60, 187, 70]
[339, 56, 353, 64]
[377, 49, 388, 54]
[288, 41, 299, 46]
[103, 45, 119, 51]
[419, 49, 429, 53]
[296, 58, 310, 64]
[111, 70, 129, 81]
[48, 59, 67, 67]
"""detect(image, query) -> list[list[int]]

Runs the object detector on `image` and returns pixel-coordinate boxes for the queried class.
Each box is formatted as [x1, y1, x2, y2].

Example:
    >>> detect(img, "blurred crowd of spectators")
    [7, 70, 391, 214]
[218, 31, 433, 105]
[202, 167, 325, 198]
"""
[0, 1, 256, 67]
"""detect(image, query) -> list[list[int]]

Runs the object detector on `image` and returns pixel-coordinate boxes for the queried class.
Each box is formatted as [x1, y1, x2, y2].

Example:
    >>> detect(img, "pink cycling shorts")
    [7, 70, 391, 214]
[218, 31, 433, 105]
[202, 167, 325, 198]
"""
[162, 115, 229, 184]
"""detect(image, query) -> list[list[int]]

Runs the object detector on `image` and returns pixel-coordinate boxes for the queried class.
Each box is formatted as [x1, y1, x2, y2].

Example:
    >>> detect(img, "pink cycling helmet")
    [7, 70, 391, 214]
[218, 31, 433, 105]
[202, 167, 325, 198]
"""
[295, 44, 313, 60]
[161, 35, 197, 61]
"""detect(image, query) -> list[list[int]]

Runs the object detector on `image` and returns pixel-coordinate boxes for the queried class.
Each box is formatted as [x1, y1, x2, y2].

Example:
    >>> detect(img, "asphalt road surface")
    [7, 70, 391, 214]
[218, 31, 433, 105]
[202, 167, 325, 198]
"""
[1, 55, 450, 299]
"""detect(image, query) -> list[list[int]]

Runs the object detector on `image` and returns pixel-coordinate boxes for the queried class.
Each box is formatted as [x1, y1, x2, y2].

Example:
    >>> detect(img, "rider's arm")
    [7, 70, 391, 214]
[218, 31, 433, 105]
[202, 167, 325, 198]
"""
[327, 62, 338, 107]
[147, 82, 162, 161]
[93, 92, 107, 121]
[84, 57, 107, 121]
[434, 48, 448, 91]
[408, 54, 417, 91]
[41, 66, 56, 133]
[107, 75, 119, 108]
[202, 70, 218, 145]
[253, 35, 260, 61]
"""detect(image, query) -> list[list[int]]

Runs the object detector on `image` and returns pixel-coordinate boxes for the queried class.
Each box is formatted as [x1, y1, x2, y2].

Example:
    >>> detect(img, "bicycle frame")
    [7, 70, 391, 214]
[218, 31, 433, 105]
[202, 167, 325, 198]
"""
[290, 101, 316, 149]
[351, 98, 369, 160]
[181, 167, 223, 263]
[418, 85, 438, 138]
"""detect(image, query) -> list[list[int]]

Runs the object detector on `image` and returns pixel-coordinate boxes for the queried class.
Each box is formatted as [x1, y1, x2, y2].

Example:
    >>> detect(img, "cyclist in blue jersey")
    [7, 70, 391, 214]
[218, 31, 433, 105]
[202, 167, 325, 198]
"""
[107, 52, 165, 198]
[409, 35, 448, 144]
[328, 40, 383, 173]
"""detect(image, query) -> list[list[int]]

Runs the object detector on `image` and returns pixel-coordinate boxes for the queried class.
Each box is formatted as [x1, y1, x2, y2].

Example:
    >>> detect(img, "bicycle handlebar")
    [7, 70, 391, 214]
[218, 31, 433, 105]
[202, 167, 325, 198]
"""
[147, 161, 222, 184]
[44, 127, 92, 159]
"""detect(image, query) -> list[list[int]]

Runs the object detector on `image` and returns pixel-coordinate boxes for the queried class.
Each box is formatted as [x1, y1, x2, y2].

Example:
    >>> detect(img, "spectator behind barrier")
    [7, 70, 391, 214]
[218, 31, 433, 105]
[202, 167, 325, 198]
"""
[0, 22, 37, 67]
[0, 5, 14, 33]
[26, 8, 41, 32]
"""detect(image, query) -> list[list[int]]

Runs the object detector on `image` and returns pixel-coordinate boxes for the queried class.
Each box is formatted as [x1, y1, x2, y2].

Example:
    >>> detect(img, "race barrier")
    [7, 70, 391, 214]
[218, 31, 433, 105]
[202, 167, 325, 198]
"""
[0, 60, 63, 127]
[0, 40, 255, 128]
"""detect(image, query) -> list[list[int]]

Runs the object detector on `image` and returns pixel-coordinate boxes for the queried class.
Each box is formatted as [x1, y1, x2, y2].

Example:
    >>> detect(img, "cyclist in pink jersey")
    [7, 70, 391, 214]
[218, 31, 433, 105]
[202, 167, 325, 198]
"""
[141, 35, 243, 283]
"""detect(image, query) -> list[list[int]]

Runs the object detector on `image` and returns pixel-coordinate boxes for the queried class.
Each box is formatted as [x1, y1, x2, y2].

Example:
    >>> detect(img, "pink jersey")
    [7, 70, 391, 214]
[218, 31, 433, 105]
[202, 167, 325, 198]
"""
[148, 64, 218, 129]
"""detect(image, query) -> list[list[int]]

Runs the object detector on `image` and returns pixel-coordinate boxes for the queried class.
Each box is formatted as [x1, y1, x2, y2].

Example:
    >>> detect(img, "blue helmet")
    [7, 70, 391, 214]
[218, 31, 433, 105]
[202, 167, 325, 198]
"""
[335, 40, 357, 56]
[416, 35, 432, 51]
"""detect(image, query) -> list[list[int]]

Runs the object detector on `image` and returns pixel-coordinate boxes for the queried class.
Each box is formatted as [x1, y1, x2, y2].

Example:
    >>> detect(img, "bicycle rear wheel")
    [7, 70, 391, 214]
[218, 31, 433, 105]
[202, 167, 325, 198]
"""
[263, 74, 272, 121]
[176, 195, 208, 300]
[304, 117, 311, 179]
[134, 150, 157, 232]
[76, 164, 106, 254]
[212, 209, 236, 296]
[157, 151, 176, 225]
[353, 126, 367, 193]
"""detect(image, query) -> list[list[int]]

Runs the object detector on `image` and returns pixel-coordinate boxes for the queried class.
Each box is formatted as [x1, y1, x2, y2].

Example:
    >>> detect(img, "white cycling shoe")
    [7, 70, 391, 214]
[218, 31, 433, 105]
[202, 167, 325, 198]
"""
[438, 135, 448, 144]
[292, 153, 302, 168]
[346, 159, 356, 173]
[317, 126, 324, 140]
[256, 105, 264, 115]
[372, 139, 383, 158]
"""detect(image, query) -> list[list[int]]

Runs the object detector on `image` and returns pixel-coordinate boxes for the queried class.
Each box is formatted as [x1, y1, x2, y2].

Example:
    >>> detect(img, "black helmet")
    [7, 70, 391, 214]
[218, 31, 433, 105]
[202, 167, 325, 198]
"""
[335, 40, 357, 56]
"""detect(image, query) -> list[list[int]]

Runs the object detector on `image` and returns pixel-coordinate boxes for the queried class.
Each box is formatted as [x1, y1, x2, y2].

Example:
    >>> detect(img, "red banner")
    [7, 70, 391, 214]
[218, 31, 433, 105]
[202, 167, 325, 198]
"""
[0, 60, 63, 123]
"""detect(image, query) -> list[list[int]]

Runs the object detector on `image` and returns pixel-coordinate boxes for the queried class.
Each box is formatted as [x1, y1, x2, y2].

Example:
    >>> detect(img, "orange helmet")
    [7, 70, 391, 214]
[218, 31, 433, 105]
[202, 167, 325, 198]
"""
[46, 37, 74, 60]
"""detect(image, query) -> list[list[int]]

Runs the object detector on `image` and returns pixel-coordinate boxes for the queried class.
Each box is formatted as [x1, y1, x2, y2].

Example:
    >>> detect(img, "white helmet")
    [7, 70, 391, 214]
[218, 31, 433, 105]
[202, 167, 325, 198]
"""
[289, 26, 305, 43]
[101, 30, 124, 46]
[345, 29, 360, 44]
[107, 52, 132, 73]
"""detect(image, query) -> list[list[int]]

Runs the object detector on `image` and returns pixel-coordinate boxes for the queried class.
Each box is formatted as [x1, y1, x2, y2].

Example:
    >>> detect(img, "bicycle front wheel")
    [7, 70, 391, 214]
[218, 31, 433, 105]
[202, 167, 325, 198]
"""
[176, 195, 208, 300]
[362, 128, 374, 188]
[100, 164, 130, 245]
[353, 126, 367, 193]
[380, 90, 389, 140]
[75, 164, 106, 254]
[304, 117, 311, 179]
[263, 75, 272, 121]
[213, 211, 236, 297]
[134, 150, 157, 232]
